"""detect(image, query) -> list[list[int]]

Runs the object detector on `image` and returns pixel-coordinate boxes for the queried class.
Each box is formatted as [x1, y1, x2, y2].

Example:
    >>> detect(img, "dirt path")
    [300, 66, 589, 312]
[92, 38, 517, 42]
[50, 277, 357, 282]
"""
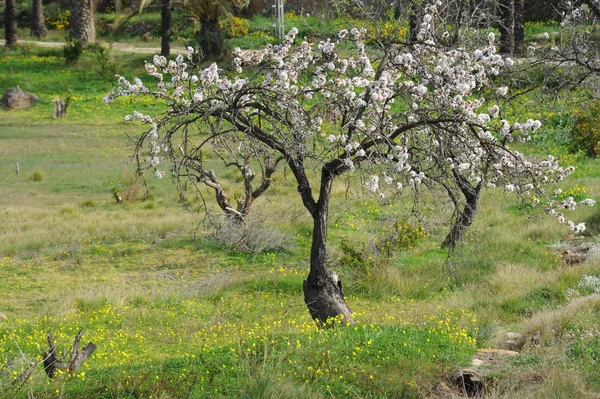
[19, 40, 188, 55]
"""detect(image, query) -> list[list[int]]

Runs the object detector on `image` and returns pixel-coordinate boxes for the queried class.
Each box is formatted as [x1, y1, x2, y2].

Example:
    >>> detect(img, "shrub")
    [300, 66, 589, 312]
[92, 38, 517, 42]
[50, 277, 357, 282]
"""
[213, 213, 294, 255]
[571, 102, 600, 156]
[225, 16, 250, 38]
[376, 218, 428, 260]
[46, 8, 70, 31]
[553, 184, 588, 202]
[29, 170, 43, 182]
[64, 34, 83, 64]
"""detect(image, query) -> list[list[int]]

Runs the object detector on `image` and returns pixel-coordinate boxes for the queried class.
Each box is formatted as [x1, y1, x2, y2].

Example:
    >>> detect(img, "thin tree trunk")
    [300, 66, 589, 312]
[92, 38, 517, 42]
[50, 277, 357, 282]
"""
[302, 171, 354, 327]
[161, 0, 171, 57]
[442, 176, 482, 249]
[408, 2, 419, 42]
[442, 190, 481, 249]
[5, 0, 18, 47]
[513, 0, 524, 57]
[498, 0, 514, 55]
[31, 0, 48, 38]
[71, 0, 96, 45]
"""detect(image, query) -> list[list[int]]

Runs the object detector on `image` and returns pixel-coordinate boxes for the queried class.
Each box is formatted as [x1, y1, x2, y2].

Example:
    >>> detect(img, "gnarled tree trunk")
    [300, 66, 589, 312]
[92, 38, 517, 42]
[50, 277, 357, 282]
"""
[71, 0, 96, 45]
[5, 0, 18, 47]
[442, 189, 481, 249]
[31, 0, 48, 38]
[302, 171, 354, 327]
[442, 173, 482, 249]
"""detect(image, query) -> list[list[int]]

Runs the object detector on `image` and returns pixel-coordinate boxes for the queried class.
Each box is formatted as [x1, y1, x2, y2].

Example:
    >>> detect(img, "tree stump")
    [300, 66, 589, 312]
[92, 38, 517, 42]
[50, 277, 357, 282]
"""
[43, 330, 96, 378]
[52, 98, 67, 118]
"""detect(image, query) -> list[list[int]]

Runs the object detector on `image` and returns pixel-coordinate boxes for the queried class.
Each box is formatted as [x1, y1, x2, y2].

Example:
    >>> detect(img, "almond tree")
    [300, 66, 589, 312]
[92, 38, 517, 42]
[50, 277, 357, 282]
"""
[106, 2, 591, 324]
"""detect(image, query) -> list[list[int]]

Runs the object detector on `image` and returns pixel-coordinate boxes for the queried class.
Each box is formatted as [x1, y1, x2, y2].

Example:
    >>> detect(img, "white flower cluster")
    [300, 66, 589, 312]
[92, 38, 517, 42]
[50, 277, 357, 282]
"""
[106, 2, 593, 231]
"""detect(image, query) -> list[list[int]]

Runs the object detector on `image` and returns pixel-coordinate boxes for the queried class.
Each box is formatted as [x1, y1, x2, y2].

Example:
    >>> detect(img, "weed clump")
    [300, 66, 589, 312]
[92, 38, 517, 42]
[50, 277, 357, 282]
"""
[29, 170, 43, 182]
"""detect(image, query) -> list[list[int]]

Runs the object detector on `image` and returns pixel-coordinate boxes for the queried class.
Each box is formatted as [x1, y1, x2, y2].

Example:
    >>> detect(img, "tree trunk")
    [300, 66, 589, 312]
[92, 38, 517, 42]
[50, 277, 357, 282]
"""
[70, 0, 96, 45]
[197, 18, 225, 59]
[442, 181, 482, 249]
[302, 173, 354, 327]
[498, 0, 514, 56]
[408, 3, 419, 42]
[513, 0, 524, 57]
[161, 0, 171, 57]
[31, 0, 48, 38]
[5, 0, 18, 47]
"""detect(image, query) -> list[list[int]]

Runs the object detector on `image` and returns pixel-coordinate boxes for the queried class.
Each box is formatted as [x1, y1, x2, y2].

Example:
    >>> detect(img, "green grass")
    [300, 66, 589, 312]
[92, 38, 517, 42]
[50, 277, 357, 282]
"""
[1, 41, 600, 398]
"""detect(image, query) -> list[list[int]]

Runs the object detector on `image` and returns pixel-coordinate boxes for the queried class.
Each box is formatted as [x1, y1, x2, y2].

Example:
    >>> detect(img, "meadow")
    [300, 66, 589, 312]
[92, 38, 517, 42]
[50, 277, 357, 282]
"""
[1, 34, 600, 399]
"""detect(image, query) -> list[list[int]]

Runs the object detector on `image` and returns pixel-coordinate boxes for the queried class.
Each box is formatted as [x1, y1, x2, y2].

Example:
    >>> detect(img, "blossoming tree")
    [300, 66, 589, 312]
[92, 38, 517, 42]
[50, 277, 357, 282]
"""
[106, 2, 591, 324]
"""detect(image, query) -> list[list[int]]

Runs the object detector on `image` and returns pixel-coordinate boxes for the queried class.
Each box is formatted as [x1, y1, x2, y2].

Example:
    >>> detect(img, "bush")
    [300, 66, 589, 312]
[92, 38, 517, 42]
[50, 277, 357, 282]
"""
[45, 8, 70, 31]
[63, 34, 82, 64]
[571, 102, 600, 156]
[213, 214, 294, 255]
[29, 170, 43, 182]
[553, 184, 589, 202]
[225, 16, 250, 38]
[375, 218, 427, 260]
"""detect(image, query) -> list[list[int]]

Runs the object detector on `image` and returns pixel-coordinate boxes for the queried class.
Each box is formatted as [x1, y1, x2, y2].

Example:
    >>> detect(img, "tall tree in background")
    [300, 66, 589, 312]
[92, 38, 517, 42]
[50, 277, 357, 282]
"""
[5, 0, 18, 47]
[31, 0, 48, 38]
[187, 0, 229, 59]
[498, 0, 524, 56]
[71, 0, 96, 45]
[513, 0, 524, 56]
[498, 0, 514, 54]
[161, 0, 172, 56]
[138, 0, 173, 57]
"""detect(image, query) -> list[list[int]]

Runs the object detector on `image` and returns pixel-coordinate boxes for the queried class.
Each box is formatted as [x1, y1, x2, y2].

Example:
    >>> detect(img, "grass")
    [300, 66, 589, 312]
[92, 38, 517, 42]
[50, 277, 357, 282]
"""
[1, 37, 600, 398]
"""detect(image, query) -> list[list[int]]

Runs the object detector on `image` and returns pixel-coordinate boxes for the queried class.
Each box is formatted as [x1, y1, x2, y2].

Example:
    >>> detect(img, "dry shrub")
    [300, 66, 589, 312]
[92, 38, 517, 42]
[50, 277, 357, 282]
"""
[120, 171, 143, 202]
[212, 211, 294, 255]
[519, 294, 600, 348]
[112, 170, 143, 203]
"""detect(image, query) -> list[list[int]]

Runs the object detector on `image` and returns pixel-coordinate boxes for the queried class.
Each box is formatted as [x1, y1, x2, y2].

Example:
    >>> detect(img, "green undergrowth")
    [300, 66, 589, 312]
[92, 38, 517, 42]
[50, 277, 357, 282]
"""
[1, 42, 600, 398]
[0, 282, 476, 398]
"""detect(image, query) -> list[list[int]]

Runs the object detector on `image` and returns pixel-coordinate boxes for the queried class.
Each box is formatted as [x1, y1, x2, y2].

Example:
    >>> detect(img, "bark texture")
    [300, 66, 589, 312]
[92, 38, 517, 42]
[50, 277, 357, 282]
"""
[5, 0, 18, 47]
[301, 171, 354, 327]
[442, 173, 482, 249]
[70, 0, 96, 45]
[198, 18, 225, 59]
[161, 0, 171, 57]
[43, 331, 96, 379]
[31, 0, 48, 38]
[442, 190, 481, 249]
[513, 0, 524, 57]
[498, 0, 514, 55]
